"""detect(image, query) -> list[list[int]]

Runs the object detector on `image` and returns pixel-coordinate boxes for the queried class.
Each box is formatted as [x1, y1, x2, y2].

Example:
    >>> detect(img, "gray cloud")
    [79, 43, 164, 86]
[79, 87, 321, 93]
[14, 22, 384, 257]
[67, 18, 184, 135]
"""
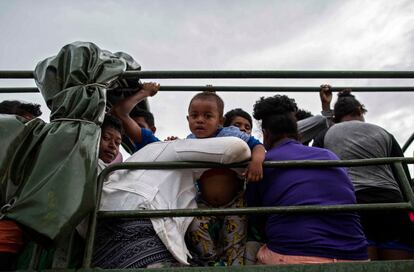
[0, 0, 413, 160]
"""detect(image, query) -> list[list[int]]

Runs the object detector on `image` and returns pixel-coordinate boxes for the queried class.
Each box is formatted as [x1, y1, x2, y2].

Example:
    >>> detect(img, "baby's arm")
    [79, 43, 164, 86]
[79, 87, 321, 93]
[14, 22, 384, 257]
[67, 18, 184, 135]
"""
[244, 144, 265, 182]
[111, 82, 159, 143]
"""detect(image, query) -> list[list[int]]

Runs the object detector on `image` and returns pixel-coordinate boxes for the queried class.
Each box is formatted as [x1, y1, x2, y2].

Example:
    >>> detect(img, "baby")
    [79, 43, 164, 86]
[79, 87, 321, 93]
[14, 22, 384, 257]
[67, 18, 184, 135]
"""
[186, 91, 265, 266]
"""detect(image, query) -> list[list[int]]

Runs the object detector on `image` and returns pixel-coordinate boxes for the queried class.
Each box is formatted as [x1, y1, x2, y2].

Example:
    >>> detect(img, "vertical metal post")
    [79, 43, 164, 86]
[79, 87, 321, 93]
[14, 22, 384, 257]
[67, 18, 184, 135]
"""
[393, 162, 414, 209]
[27, 244, 41, 271]
[82, 170, 109, 268]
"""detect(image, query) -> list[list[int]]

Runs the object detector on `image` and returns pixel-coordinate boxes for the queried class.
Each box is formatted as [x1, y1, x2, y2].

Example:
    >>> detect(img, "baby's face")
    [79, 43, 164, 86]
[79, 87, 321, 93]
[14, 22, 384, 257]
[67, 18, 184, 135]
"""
[230, 116, 252, 135]
[187, 99, 223, 138]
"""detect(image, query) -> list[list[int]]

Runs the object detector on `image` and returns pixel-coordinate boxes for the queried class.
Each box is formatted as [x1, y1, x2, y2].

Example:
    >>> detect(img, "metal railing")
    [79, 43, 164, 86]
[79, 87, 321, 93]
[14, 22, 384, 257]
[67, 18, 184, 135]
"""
[1, 69, 414, 271]
[3, 86, 414, 94]
[2, 70, 414, 79]
[81, 157, 414, 270]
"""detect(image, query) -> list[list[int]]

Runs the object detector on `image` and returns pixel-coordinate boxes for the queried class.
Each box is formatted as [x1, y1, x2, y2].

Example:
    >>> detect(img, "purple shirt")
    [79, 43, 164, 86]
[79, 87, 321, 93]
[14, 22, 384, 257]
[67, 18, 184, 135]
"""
[247, 139, 368, 260]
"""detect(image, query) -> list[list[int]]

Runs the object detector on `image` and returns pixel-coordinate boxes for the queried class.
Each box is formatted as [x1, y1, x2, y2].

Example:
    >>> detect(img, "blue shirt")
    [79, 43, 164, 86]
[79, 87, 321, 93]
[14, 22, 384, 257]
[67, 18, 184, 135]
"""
[133, 128, 160, 152]
[187, 126, 262, 150]
[246, 139, 368, 260]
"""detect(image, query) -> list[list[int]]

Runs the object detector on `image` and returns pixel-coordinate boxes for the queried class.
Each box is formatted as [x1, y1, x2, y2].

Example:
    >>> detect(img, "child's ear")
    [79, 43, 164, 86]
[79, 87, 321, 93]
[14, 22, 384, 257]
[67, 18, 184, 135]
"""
[219, 116, 224, 126]
[151, 126, 157, 134]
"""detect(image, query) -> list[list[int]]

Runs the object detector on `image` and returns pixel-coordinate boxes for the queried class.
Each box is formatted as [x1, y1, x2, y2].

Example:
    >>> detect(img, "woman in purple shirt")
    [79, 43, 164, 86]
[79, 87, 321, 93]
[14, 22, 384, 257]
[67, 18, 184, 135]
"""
[247, 94, 368, 264]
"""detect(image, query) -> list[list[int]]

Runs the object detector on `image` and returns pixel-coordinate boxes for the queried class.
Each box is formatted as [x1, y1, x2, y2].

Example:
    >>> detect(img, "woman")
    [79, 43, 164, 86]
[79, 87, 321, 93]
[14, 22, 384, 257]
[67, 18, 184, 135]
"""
[247, 94, 368, 264]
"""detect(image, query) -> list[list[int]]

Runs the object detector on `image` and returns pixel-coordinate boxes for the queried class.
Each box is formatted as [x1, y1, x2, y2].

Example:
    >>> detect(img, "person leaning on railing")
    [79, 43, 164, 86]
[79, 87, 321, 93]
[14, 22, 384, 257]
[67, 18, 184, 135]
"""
[246, 94, 369, 265]
[319, 89, 414, 260]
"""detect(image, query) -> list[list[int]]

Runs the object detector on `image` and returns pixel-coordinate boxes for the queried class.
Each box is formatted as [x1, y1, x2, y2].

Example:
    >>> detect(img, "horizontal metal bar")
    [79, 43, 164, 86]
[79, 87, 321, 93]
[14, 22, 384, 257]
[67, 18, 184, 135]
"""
[3, 86, 414, 94]
[0, 70, 34, 78]
[101, 157, 414, 174]
[160, 86, 414, 92]
[99, 203, 412, 219]
[0, 87, 39, 93]
[124, 70, 414, 79]
[2, 70, 414, 79]
[96, 260, 414, 272]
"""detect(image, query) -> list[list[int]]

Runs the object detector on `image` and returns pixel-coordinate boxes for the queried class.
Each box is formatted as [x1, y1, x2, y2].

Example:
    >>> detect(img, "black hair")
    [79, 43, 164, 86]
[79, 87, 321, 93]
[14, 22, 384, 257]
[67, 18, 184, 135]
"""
[102, 114, 124, 135]
[189, 91, 224, 116]
[253, 95, 299, 143]
[223, 108, 253, 128]
[295, 108, 313, 121]
[333, 89, 367, 123]
[130, 107, 155, 127]
[0, 100, 42, 118]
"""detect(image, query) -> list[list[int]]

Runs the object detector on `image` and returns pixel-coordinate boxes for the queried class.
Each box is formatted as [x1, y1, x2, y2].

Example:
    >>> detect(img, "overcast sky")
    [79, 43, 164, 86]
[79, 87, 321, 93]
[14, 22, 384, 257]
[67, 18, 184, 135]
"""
[0, 0, 413, 161]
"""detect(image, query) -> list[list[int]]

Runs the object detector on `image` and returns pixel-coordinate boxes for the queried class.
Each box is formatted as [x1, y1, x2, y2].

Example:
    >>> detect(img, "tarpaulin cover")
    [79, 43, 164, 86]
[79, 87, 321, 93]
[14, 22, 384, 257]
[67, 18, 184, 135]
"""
[0, 41, 139, 242]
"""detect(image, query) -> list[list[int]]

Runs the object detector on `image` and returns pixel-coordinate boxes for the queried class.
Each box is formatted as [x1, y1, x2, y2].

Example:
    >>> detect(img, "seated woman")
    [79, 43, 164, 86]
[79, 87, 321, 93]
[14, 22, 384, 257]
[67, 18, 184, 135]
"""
[322, 91, 414, 260]
[95, 136, 251, 268]
[247, 94, 369, 265]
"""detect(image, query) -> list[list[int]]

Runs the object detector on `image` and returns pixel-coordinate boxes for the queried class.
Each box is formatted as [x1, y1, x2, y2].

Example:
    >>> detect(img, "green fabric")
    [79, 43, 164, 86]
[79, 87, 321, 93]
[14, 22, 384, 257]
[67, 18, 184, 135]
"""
[0, 42, 137, 243]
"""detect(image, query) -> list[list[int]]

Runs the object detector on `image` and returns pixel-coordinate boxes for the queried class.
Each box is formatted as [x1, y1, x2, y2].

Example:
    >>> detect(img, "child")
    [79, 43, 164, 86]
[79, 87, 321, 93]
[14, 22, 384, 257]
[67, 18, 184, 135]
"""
[223, 108, 267, 264]
[223, 108, 253, 135]
[110, 82, 160, 153]
[186, 91, 265, 266]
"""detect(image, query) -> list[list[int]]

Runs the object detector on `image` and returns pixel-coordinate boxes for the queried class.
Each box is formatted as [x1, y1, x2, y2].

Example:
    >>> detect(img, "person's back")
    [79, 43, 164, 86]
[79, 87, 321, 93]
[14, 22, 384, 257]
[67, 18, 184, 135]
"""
[324, 120, 399, 192]
[324, 120, 414, 260]
[260, 140, 367, 260]
[249, 94, 368, 264]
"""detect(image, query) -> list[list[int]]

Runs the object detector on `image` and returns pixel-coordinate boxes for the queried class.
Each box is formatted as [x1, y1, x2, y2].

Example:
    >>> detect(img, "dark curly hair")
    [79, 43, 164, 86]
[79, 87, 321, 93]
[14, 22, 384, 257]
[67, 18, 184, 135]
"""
[296, 108, 313, 121]
[130, 107, 155, 127]
[0, 100, 42, 119]
[253, 95, 299, 145]
[102, 114, 124, 135]
[189, 91, 224, 116]
[223, 108, 253, 128]
[333, 89, 367, 123]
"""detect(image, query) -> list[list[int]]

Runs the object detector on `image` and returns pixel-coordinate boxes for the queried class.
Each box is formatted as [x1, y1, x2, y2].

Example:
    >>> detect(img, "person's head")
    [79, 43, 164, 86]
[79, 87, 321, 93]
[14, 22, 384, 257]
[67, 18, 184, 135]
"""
[187, 91, 224, 138]
[0, 100, 42, 120]
[295, 108, 313, 121]
[295, 109, 313, 146]
[223, 108, 253, 135]
[130, 107, 156, 134]
[253, 95, 298, 150]
[99, 114, 123, 163]
[333, 90, 367, 123]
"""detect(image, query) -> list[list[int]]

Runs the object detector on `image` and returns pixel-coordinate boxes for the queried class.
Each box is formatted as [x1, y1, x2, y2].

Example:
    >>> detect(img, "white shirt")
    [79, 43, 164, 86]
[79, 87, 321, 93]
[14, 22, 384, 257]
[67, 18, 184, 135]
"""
[100, 137, 251, 264]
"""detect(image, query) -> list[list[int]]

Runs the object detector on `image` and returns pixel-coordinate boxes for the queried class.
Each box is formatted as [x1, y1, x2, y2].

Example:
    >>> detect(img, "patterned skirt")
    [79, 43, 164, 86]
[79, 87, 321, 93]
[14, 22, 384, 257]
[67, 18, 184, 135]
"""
[92, 218, 176, 268]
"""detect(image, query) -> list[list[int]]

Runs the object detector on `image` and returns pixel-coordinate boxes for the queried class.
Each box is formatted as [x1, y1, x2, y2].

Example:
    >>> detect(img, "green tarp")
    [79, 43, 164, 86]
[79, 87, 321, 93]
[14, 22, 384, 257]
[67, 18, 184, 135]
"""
[0, 41, 139, 243]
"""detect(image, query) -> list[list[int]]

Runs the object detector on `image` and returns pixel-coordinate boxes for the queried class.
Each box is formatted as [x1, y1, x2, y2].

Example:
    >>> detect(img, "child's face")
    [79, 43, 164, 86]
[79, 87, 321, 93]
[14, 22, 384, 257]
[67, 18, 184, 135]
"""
[99, 127, 122, 163]
[132, 116, 156, 134]
[187, 98, 223, 138]
[230, 116, 252, 135]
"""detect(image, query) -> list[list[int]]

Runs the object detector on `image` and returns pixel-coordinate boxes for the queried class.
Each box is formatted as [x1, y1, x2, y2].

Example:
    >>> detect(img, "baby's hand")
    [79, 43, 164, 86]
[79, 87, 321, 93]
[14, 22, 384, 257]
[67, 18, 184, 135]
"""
[140, 82, 160, 97]
[164, 136, 179, 141]
[243, 160, 263, 182]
